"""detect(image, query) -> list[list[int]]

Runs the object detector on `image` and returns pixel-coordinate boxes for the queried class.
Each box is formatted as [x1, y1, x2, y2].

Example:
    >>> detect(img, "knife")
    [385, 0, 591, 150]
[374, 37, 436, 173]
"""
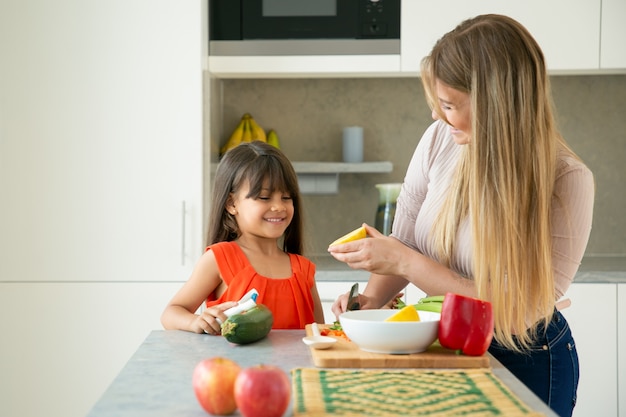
[347, 283, 360, 311]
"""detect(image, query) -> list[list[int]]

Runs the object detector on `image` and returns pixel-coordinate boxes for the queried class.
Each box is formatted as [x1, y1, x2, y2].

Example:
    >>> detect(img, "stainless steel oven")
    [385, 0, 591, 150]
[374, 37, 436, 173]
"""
[209, 0, 401, 55]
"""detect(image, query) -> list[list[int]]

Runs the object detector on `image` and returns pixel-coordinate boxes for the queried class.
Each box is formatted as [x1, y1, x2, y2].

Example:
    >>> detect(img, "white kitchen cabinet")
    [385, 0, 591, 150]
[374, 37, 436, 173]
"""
[0, 282, 185, 417]
[206, 0, 619, 78]
[601, 0, 626, 69]
[206, 54, 402, 79]
[561, 283, 618, 417]
[399, 0, 425, 74]
[0, 1, 203, 283]
[617, 284, 626, 417]
[0, 2, 204, 417]
[316, 280, 368, 323]
[402, 0, 601, 74]
[403, 284, 428, 305]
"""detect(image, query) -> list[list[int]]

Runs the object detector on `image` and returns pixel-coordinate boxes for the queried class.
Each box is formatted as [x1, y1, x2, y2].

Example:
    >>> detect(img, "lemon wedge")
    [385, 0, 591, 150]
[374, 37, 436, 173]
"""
[385, 305, 421, 322]
[329, 226, 367, 246]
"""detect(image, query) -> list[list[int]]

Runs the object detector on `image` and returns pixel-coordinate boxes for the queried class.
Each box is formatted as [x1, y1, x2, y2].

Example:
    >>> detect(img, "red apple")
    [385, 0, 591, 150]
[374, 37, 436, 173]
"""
[234, 365, 291, 417]
[192, 357, 241, 415]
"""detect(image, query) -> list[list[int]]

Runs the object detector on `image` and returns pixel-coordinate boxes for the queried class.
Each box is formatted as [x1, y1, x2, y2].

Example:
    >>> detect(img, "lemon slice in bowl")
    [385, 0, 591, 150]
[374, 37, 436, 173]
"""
[329, 226, 367, 246]
[385, 305, 421, 322]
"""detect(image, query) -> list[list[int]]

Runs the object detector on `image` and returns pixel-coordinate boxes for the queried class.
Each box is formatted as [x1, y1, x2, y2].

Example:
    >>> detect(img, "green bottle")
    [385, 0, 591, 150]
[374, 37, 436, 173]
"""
[375, 183, 402, 236]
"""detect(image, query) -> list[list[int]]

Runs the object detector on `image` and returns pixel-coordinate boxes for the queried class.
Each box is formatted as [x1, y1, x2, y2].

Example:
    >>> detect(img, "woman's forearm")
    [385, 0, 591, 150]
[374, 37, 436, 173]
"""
[362, 274, 409, 307]
[394, 244, 478, 298]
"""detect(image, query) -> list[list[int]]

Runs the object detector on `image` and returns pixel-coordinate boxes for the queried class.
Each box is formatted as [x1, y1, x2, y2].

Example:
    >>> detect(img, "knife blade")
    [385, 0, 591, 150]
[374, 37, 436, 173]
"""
[347, 283, 360, 311]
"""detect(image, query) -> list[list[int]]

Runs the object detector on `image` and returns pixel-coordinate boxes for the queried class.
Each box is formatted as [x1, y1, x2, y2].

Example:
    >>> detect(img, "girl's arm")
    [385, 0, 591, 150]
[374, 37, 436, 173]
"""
[309, 282, 326, 324]
[160, 250, 237, 334]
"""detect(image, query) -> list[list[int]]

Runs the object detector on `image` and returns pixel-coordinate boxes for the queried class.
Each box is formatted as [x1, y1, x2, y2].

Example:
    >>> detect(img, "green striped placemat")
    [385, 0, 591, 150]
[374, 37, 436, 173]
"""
[292, 368, 546, 416]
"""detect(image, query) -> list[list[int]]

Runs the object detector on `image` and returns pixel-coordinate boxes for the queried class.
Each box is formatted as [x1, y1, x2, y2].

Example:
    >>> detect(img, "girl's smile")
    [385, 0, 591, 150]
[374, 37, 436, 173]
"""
[229, 180, 294, 239]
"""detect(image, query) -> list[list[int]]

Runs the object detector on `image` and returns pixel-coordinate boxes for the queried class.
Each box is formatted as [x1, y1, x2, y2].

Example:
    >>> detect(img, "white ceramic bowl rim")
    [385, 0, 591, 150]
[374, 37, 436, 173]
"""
[339, 309, 441, 354]
[340, 309, 440, 322]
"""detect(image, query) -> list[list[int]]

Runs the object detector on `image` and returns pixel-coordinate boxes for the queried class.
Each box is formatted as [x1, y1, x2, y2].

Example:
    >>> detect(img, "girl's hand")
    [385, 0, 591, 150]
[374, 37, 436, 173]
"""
[192, 301, 238, 335]
[327, 223, 409, 277]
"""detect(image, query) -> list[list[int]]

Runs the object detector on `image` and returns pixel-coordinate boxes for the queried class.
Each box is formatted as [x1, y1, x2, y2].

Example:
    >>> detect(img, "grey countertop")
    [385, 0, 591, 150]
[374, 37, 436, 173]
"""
[573, 271, 626, 283]
[87, 330, 557, 417]
[311, 255, 626, 283]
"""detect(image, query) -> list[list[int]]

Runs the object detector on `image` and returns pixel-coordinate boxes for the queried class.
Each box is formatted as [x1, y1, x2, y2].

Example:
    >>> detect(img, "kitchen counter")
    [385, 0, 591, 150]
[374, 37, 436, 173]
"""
[312, 255, 626, 283]
[86, 330, 558, 417]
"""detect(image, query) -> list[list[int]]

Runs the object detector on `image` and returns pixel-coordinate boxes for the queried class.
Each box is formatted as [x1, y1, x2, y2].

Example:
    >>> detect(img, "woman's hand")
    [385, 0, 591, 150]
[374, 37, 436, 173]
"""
[190, 301, 238, 335]
[328, 223, 409, 277]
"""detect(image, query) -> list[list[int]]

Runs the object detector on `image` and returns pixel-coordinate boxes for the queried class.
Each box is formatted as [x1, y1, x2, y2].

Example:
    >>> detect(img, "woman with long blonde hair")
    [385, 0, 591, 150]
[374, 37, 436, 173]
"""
[329, 14, 594, 417]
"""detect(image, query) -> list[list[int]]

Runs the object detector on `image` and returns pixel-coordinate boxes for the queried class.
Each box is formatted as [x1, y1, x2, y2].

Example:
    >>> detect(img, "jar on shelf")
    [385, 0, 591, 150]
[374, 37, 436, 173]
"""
[374, 183, 402, 236]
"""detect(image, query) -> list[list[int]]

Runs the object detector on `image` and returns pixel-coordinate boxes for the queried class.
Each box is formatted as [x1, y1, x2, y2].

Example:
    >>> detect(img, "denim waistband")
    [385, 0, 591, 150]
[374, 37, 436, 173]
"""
[491, 309, 569, 352]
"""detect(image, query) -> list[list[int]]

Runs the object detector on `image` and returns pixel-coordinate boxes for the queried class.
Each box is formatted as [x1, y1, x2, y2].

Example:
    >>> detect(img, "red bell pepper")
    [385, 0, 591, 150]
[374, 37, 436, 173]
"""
[438, 292, 494, 356]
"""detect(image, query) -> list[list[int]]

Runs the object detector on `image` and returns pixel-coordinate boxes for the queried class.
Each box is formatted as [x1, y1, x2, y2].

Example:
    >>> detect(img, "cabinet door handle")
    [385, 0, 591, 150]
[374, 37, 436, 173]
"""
[181, 200, 186, 266]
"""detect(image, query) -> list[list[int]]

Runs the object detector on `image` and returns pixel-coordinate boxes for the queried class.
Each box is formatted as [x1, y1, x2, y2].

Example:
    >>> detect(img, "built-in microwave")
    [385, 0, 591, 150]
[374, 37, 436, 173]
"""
[209, 0, 401, 56]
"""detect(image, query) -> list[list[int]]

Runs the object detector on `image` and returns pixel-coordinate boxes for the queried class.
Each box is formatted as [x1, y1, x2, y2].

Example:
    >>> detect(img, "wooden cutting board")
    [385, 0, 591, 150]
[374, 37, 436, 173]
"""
[305, 324, 490, 369]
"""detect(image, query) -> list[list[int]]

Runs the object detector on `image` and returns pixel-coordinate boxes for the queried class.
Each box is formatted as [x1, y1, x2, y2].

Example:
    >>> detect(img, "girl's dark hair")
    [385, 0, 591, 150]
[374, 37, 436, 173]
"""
[207, 141, 304, 255]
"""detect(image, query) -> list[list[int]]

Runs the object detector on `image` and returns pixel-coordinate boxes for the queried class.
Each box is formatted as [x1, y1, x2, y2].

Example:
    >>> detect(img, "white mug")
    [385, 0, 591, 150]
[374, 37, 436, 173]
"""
[342, 126, 364, 163]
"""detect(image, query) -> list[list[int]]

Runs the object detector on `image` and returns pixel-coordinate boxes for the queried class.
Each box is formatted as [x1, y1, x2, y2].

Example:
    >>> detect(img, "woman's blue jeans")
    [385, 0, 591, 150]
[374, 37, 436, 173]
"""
[488, 310, 579, 417]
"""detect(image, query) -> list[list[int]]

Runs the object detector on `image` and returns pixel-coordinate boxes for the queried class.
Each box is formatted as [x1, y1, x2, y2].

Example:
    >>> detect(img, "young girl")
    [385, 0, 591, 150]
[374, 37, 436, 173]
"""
[161, 141, 325, 334]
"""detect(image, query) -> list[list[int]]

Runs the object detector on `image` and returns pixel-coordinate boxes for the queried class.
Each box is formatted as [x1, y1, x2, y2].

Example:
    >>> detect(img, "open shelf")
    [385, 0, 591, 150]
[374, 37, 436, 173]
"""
[292, 161, 393, 194]
[209, 160, 393, 194]
[291, 161, 392, 173]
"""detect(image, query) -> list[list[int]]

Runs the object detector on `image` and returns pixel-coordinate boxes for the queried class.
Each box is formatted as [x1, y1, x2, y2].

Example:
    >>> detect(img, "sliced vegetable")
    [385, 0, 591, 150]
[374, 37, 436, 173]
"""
[385, 305, 420, 322]
[329, 321, 343, 331]
[394, 294, 445, 313]
[320, 321, 350, 340]
[329, 226, 367, 246]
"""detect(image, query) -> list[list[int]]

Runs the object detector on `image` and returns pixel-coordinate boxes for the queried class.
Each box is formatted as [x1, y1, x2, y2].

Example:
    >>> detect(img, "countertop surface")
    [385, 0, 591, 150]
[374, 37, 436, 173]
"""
[87, 330, 558, 417]
[312, 255, 626, 283]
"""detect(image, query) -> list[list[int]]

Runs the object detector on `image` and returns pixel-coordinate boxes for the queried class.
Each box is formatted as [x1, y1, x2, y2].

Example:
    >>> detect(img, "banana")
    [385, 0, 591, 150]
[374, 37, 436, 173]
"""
[241, 118, 252, 143]
[221, 113, 271, 155]
[248, 115, 267, 142]
[220, 117, 246, 155]
[267, 129, 281, 149]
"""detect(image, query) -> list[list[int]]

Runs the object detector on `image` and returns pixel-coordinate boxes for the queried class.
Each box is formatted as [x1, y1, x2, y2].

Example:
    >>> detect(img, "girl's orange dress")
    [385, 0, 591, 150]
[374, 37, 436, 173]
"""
[204, 241, 316, 329]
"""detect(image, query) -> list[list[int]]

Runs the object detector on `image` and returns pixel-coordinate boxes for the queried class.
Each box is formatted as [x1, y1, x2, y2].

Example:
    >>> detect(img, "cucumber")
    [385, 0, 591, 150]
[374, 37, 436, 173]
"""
[221, 304, 274, 345]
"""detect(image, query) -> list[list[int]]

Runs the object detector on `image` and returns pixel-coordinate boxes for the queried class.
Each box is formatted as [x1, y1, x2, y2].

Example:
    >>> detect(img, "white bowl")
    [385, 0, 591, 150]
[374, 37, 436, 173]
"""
[339, 309, 440, 354]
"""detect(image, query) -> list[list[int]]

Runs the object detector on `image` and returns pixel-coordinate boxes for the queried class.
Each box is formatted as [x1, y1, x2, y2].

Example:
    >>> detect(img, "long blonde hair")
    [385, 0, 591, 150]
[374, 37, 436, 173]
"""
[421, 14, 577, 351]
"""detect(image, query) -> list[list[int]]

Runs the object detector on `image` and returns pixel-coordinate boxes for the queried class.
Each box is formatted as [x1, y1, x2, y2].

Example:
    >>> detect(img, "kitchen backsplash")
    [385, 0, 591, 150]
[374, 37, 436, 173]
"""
[205, 75, 626, 271]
